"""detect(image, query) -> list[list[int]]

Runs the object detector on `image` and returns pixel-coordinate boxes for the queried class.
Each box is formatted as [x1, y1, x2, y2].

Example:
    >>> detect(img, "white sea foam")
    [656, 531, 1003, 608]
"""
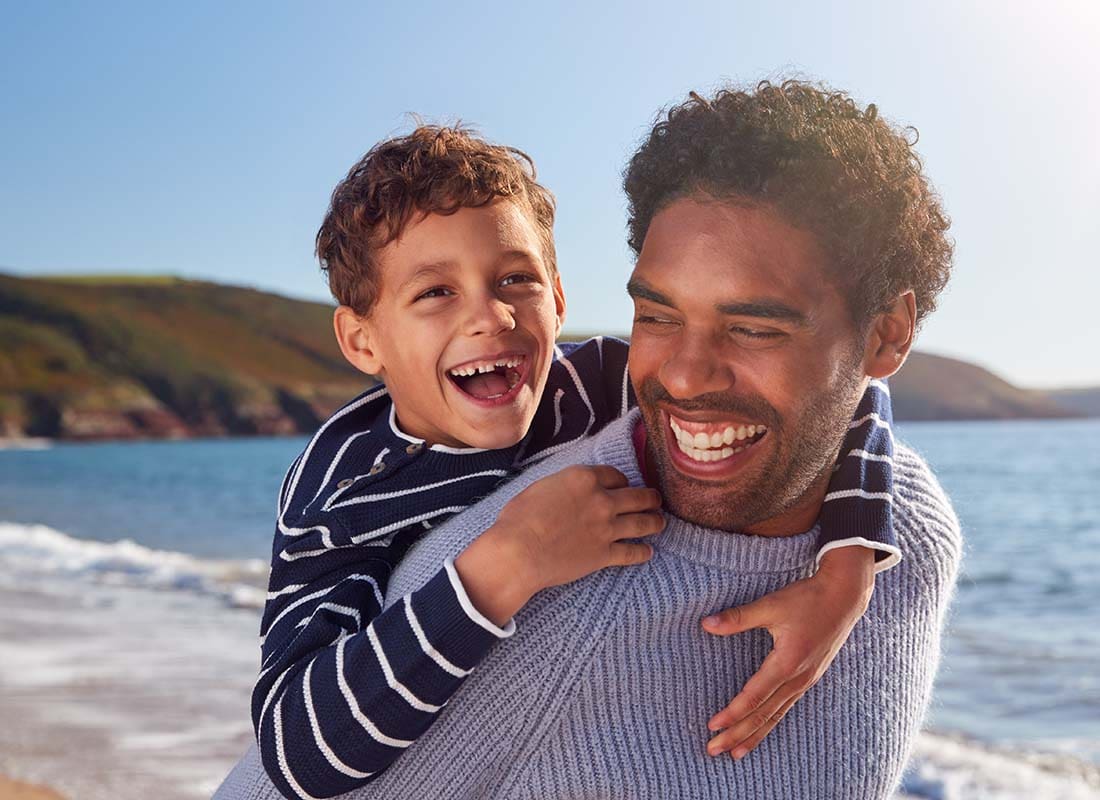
[901, 731, 1100, 799]
[0, 521, 269, 608]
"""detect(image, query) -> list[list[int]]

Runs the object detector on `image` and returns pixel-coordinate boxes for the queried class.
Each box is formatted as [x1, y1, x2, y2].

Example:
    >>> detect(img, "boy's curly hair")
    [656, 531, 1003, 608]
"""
[624, 80, 953, 328]
[317, 125, 557, 315]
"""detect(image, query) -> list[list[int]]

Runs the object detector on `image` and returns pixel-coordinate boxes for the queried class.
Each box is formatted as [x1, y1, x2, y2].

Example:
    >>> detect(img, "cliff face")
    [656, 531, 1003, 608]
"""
[0, 274, 368, 440]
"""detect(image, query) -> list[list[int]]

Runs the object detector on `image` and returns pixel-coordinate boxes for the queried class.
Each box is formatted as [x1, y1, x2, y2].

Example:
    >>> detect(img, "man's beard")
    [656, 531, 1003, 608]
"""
[636, 363, 864, 533]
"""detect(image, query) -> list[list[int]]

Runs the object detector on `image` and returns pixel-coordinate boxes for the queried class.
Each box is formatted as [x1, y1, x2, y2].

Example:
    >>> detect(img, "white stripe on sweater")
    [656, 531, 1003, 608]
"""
[305, 430, 373, 511]
[325, 472, 508, 511]
[847, 449, 895, 464]
[403, 595, 472, 678]
[823, 489, 894, 503]
[848, 412, 893, 432]
[815, 537, 903, 573]
[367, 625, 443, 713]
[302, 659, 376, 779]
[869, 378, 891, 396]
[261, 575, 383, 645]
[335, 636, 415, 748]
[444, 558, 516, 638]
[274, 697, 324, 800]
[295, 603, 362, 631]
[281, 387, 388, 517]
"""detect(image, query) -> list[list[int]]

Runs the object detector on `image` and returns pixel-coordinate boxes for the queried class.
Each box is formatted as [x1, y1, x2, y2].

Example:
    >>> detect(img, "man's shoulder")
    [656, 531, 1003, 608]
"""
[889, 441, 964, 589]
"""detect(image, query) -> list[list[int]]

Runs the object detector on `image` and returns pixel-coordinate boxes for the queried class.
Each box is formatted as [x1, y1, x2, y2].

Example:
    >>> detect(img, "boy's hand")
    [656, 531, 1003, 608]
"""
[700, 546, 876, 759]
[455, 465, 664, 626]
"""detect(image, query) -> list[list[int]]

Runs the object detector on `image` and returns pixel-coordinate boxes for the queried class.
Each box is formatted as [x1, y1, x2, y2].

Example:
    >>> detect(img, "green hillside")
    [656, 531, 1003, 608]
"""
[0, 273, 367, 439]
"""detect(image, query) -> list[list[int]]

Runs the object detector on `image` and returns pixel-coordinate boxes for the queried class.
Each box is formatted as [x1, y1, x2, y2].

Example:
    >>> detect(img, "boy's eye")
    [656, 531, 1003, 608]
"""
[500, 273, 537, 287]
[415, 287, 453, 301]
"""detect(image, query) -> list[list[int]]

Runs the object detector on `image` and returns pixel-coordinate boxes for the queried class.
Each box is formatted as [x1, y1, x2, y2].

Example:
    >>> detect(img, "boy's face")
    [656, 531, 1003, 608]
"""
[338, 199, 565, 449]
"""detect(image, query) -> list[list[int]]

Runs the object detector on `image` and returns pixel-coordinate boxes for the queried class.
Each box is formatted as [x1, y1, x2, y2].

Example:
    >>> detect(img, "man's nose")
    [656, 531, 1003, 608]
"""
[463, 292, 517, 337]
[658, 333, 734, 399]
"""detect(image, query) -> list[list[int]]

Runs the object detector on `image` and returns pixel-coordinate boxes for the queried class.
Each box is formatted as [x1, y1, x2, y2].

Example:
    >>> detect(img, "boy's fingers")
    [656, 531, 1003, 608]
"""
[613, 510, 665, 539]
[707, 651, 787, 730]
[610, 486, 663, 514]
[700, 596, 773, 637]
[706, 679, 799, 757]
[607, 541, 654, 567]
[588, 465, 629, 490]
[728, 694, 801, 759]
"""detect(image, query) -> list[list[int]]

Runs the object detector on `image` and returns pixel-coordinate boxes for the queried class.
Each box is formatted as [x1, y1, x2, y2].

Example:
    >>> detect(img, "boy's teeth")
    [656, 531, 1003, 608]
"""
[449, 356, 523, 378]
[668, 416, 767, 462]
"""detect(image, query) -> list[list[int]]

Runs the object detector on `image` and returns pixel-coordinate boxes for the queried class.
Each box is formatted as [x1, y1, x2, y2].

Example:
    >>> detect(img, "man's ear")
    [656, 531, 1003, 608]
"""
[863, 291, 916, 379]
[551, 270, 567, 337]
[334, 305, 385, 377]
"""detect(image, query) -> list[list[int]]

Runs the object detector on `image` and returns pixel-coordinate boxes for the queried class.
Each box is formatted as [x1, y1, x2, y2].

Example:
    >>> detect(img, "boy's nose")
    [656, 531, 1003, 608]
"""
[464, 297, 517, 337]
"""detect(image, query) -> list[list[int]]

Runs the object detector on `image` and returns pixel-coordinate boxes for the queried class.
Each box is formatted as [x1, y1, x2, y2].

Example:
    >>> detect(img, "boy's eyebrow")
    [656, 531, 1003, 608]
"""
[627, 278, 807, 324]
[398, 261, 456, 291]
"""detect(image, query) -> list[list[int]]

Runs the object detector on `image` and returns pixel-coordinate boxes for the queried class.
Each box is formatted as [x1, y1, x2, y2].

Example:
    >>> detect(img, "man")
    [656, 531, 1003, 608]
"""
[217, 80, 960, 799]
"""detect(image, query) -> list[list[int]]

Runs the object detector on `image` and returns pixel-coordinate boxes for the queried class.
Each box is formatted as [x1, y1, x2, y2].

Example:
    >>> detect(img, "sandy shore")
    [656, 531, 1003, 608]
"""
[0, 776, 65, 800]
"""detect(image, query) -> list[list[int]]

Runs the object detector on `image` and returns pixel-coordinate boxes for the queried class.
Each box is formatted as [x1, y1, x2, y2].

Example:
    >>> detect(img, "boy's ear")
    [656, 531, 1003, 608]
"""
[334, 305, 385, 376]
[551, 271, 567, 337]
[863, 291, 916, 379]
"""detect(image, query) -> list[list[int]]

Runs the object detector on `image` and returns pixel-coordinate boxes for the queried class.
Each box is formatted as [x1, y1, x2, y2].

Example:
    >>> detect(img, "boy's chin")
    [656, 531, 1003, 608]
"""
[448, 414, 532, 451]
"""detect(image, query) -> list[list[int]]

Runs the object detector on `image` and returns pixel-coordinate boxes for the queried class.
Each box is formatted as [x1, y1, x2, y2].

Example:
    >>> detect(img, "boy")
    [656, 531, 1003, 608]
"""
[254, 126, 899, 800]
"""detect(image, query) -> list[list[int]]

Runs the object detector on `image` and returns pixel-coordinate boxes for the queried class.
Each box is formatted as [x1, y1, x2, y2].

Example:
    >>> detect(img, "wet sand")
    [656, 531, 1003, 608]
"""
[0, 776, 65, 800]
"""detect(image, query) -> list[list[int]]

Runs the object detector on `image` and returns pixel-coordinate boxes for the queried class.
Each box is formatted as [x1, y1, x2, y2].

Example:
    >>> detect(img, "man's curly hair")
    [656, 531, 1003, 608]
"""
[624, 80, 952, 328]
[317, 125, 557, 316]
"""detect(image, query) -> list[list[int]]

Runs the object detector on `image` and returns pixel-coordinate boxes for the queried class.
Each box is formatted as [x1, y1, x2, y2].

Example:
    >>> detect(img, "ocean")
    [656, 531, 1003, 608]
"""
[1, 420, 1098, 799]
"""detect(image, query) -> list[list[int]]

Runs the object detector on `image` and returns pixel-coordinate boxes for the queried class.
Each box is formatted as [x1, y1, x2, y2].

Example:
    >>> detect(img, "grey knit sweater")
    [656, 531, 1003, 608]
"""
[216, 410, 961, 800]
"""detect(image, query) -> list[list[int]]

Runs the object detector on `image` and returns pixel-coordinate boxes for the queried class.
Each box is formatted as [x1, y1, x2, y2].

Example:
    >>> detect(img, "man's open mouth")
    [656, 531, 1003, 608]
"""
[447, 354, 527, 402]
[668, 414, 768, 463]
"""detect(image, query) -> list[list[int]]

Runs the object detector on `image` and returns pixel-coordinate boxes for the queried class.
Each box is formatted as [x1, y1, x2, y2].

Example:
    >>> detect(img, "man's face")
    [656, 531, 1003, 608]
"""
[360, 199, 565, 449]
[628, 196, 867, 534]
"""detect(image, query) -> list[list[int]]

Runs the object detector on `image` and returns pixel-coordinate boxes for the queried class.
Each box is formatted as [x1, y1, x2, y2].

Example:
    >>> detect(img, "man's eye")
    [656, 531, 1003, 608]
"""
[500, 273, 536, 287]
[415, 287, 453, 301]
[730, 326, 782, 339]
[635, 315, 674, 326]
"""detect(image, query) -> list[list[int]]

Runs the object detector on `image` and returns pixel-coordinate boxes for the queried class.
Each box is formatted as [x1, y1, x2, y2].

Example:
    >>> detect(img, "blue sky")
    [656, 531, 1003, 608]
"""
[2, 1, 1097, 387]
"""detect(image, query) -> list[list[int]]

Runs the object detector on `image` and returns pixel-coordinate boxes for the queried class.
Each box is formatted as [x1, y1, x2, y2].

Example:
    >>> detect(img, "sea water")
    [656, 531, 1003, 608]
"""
[1, 420, 1098, 798]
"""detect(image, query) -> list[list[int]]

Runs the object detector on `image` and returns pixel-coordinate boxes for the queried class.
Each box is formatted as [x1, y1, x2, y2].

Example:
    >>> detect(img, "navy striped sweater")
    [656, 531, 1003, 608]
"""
[254, 336, 899, 799]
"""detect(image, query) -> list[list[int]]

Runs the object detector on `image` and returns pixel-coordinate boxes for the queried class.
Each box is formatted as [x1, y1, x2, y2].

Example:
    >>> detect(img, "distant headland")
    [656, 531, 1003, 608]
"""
[0, 273, 1094, 441]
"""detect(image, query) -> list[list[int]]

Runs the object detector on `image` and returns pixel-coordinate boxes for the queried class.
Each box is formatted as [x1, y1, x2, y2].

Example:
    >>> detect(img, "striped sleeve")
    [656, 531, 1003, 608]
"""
[252, 387, 519, 799]
[815, 378, 901, 572]
[253, 533, 514, 800]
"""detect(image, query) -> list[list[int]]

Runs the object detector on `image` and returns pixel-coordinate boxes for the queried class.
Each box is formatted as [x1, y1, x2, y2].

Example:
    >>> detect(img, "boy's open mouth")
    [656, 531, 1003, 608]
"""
[447, 354, 527, 401]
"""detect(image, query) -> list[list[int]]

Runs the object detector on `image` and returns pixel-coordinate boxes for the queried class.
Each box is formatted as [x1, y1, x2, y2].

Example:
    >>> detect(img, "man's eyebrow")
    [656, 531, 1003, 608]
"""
[628, 278, 807, 324]
[626, 279, 676, 308]
[716, 300, 807, 324]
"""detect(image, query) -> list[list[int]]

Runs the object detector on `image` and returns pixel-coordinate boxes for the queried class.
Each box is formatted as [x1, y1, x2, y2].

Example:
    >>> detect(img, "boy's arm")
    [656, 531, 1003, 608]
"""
[253, 530, 516, 800]
[699, 379, 898, 757]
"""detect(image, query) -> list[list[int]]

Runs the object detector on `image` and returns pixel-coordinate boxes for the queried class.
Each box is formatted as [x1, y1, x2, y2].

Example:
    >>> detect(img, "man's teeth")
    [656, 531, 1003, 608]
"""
[449, 356, 523, 377]
[669, 417, 767, 462]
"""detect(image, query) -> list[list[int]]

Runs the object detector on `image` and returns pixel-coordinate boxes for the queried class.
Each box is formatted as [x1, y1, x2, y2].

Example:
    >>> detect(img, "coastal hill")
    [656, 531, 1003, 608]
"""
[0, 273, 1091, 440]
[0, 273, 365, 439]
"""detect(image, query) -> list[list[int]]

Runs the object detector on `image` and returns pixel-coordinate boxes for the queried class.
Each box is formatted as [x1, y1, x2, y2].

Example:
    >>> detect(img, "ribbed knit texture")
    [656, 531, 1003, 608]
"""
[218, 410, 959, 800]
